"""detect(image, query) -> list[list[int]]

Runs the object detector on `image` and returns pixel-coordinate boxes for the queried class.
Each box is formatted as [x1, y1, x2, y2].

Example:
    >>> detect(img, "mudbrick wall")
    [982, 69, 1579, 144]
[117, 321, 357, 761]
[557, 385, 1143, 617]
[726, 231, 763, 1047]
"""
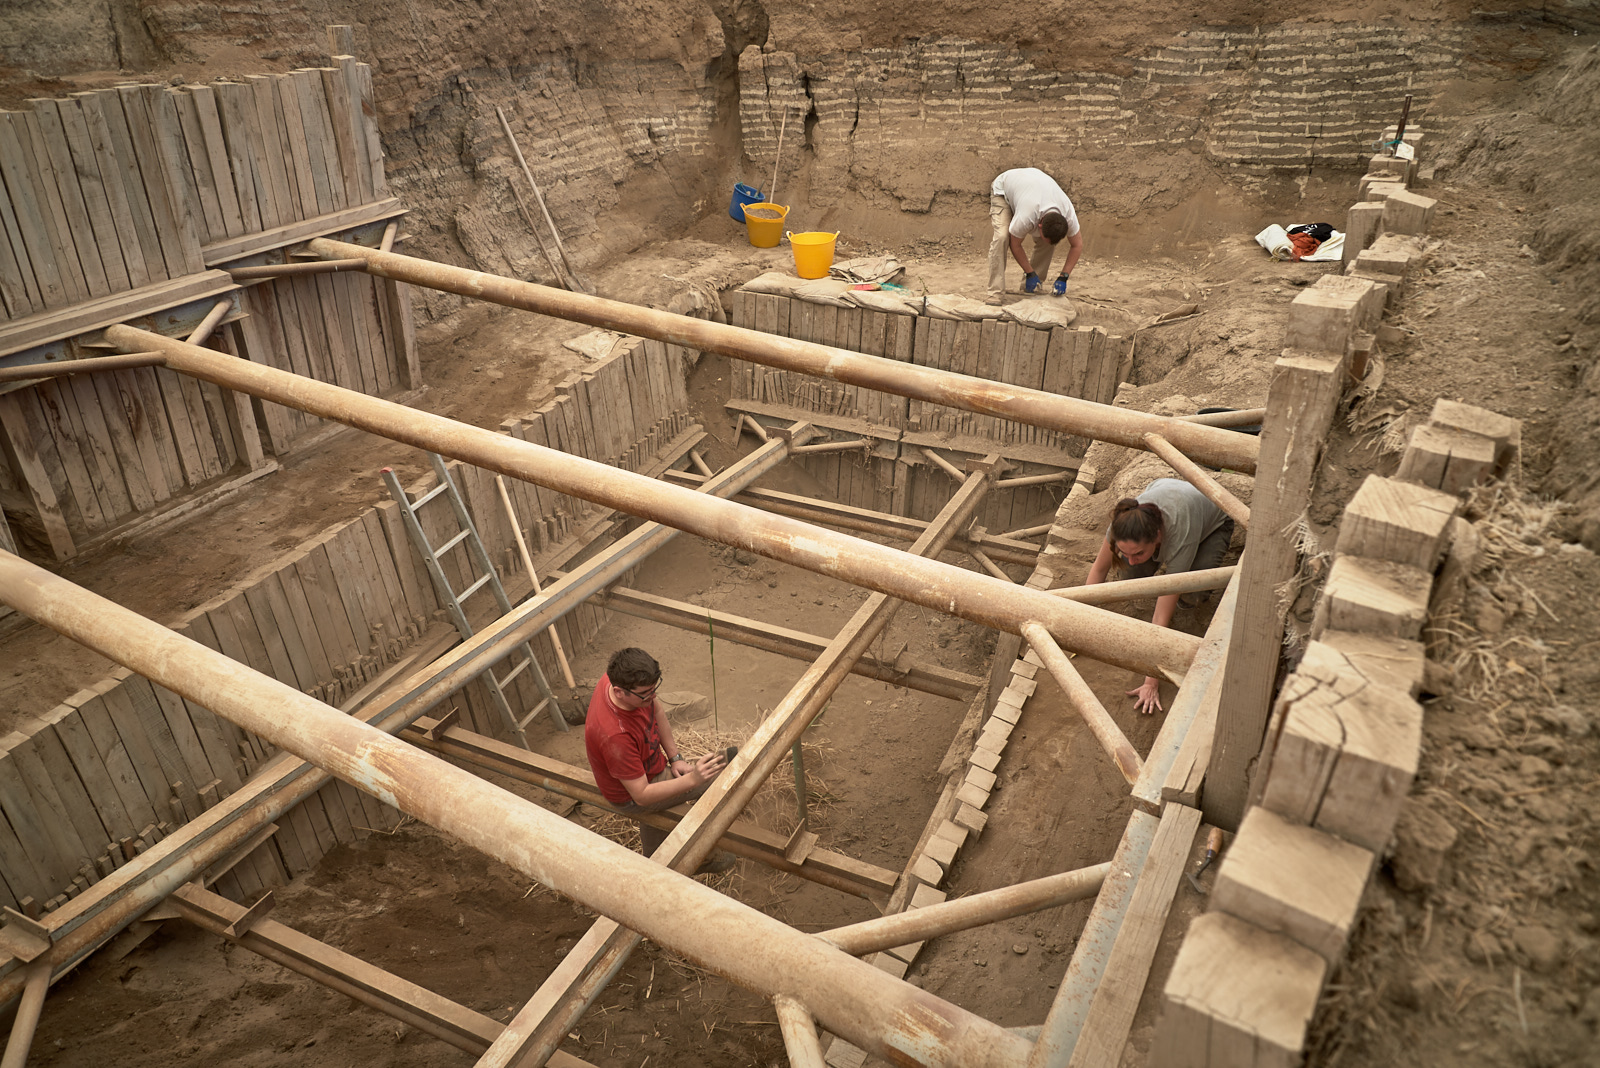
[0, 2, 1580, 324]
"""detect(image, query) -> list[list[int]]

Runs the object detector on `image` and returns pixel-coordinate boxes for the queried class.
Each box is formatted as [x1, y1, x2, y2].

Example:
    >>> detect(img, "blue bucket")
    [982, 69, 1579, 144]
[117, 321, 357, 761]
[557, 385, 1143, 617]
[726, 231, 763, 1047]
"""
[728, 182, 765, 222]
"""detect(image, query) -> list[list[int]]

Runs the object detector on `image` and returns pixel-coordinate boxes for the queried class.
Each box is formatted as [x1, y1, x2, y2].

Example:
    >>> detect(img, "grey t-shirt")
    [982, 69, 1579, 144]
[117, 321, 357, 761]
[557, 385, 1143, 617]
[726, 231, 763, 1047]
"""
[1131, 479, 1229, 574]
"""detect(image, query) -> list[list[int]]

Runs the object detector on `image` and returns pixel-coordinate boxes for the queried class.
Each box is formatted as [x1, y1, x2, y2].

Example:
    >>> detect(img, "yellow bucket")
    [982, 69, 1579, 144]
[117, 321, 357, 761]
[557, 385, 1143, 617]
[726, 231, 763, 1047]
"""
[743, 203, 788, 248]
[788, 230, 838, 279]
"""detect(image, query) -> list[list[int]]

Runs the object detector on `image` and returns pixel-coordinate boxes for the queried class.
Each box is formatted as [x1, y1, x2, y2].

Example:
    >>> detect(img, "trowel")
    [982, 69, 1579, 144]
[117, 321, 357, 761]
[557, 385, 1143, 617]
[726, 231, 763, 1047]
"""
[1185, 826, 1225, 894]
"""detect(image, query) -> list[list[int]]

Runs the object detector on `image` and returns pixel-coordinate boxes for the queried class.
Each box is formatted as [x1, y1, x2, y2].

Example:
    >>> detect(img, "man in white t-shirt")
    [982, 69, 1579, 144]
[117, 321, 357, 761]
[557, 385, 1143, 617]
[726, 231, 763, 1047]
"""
[986, 168, 1083, 305]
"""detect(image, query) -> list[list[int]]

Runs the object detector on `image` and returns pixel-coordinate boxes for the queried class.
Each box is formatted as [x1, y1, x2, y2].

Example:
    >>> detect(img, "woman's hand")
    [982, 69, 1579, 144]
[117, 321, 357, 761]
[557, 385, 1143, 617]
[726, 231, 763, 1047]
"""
[1126, 676, 1164, 715]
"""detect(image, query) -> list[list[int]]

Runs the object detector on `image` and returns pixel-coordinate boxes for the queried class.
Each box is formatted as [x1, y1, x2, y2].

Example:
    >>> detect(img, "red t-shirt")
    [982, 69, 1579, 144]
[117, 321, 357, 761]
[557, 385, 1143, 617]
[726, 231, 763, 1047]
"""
[584, 674, 665, 806]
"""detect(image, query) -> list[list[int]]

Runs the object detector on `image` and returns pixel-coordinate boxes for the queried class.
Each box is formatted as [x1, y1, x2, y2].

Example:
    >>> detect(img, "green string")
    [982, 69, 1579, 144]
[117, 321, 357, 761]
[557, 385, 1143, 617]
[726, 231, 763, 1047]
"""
[707, 611, 719, 731]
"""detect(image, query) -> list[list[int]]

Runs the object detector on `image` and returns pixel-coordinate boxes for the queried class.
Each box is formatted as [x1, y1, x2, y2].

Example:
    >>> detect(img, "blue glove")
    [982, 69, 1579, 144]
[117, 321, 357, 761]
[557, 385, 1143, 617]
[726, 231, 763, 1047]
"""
[1024, 273, 1041, 294]
[1052, 275, 1068, 296]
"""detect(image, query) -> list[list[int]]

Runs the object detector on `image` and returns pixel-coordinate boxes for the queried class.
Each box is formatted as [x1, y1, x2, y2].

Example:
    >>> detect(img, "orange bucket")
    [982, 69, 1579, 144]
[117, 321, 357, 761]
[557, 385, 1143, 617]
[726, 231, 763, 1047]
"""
[788, 231, 839, 279]
[743, 204, 788, 248]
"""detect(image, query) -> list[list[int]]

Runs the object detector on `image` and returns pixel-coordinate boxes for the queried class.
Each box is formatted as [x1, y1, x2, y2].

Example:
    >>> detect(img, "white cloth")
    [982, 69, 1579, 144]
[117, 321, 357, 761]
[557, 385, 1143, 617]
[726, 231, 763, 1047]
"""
[992, 168, 1081, 239]
[1002, 300, 1079, 330]
[1255, 224, 1346, 263]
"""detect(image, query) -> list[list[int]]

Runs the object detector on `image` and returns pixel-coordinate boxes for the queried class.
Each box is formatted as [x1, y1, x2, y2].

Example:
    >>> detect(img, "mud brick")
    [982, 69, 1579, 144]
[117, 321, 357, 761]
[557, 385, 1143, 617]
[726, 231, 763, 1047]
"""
[1313, 555, 1431, 642]
[885, 939, 925, 964]
[1212, 807, 1372, 965]
[910, 884, 948, 909]
[965, 766, 998, 793]
[1317, 630, 1425, 698]
[1151, 912, 1326, 1068]
[1336, 474, 1459, 570]
[1341, 202, 1385, 270]
[954, 802, 988, 836]
[824, 1040, 868, 1068]
[956, 782, 990, 810]
[1395, 423, 1497, 494]
[1258, 670, 1421, 853]
[1366, 154, 1410, 180]
[911, 853, 946, 888]
[1357, 172, 1405, 199]
[1428, 399, 1520, 479]
[1354, 245, 1414, 279]
[872, 952, 910, 979]
[970, 745, 1002, 773]
[1285, 288, 1362, 355]
[1309, 274, 1384, 333]
[1007, 676, 1038, 698]
[932, 820, 969, 850]
[1010, 658, 1039, 679]
[923, 834, 959, 869]
[1382, 189, 1438, 235]
[992, 702, 1021, 726]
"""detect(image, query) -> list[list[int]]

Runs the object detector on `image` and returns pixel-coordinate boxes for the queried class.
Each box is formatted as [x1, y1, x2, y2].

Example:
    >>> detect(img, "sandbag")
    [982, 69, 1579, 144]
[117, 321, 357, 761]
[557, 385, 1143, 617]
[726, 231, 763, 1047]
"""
[922, 293, 1004, 321]
[830, 255, 905, 285]
[562, 329, 629, 361]
[740, 271, 805, 297]
[840, 288, 920, 316]
[1003, 300, 1080, 329]
[793, 278, 856, 307]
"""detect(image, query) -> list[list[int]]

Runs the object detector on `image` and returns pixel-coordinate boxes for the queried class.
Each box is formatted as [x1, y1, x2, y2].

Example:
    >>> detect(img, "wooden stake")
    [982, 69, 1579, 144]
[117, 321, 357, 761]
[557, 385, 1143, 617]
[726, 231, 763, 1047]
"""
[494, 106, 593, 294]
[495, 474, 575, 688]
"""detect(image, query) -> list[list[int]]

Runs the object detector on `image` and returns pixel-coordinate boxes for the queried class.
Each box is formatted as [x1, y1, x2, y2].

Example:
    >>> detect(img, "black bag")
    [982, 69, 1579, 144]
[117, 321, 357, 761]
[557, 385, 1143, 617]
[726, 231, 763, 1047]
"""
[1287, 223, 1335, 242]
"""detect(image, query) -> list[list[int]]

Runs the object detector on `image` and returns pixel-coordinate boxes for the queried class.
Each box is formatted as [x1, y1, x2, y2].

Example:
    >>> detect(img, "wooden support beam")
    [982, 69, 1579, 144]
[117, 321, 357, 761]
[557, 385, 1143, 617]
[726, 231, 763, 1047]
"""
[1020, 623, 1144, 784]
[573, 580, 982, 701]
[0, 353, 163, 386]
[1142, 432, 1250, 528]
[1065, 802, 1203, 1068]
[1206, 352, 1344, 831]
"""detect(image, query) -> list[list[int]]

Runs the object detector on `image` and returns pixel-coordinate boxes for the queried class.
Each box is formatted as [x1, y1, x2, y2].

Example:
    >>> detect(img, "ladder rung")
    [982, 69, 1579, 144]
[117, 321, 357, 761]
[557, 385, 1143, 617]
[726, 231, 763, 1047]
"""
[459, 573, 494, 600]
[414, 481, 451, 507]
[498, 658, 531, 686]
[437, 529, 472, 555]
[515, 699, 551, 730]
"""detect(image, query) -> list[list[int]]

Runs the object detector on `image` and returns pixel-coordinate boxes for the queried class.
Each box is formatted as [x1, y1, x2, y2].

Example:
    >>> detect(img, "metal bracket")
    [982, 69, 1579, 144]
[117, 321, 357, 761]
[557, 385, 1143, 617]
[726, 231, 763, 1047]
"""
[0, 907, 52, 963]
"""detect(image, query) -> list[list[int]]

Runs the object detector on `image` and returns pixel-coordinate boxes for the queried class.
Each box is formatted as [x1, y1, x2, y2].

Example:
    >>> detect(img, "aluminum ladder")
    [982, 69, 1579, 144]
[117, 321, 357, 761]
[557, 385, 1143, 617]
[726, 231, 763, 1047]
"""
[382, 453, 568, 746]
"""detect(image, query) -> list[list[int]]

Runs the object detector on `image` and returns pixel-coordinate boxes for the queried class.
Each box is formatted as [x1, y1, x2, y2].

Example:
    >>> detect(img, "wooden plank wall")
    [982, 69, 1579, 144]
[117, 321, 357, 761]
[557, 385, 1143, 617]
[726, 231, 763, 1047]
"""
[0, 335, 690, 915]
[727, 290, 1130, 534]
[0, 61, 405, 562]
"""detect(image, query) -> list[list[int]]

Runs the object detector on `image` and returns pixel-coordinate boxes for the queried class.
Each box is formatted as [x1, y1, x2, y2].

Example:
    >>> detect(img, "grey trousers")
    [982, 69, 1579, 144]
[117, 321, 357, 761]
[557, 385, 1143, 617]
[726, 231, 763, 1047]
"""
[619, 769, 709, 856]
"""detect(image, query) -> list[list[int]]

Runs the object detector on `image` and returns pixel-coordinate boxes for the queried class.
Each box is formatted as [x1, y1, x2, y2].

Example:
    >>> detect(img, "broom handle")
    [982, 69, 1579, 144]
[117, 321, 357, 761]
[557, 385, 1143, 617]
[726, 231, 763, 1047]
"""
[769, 107, 789, 205]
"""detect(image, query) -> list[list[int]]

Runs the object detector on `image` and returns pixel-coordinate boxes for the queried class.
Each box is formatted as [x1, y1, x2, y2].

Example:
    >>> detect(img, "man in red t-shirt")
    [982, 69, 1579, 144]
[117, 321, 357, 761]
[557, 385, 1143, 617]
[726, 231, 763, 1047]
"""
[584, 647, 734, 873]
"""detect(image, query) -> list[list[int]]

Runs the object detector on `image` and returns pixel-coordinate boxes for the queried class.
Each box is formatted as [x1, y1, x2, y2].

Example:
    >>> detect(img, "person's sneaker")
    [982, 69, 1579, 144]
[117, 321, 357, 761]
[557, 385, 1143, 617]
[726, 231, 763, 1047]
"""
[694, 851, 738, 876]
[984, 293, 1004, 306]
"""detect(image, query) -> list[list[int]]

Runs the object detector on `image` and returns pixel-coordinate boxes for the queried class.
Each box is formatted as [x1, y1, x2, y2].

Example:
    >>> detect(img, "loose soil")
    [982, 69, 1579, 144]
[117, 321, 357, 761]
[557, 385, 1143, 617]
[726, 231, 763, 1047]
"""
[6, 29, 1600, 1068]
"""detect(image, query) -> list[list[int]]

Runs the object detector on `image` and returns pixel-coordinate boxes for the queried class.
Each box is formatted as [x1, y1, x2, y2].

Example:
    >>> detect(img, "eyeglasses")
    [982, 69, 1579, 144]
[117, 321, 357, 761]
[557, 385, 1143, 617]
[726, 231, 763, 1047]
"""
[619, 679, 661, 702]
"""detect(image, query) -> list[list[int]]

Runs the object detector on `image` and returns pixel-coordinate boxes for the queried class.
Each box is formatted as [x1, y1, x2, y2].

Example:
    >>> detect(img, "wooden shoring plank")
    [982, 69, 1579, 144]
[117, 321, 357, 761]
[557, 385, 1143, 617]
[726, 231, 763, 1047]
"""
[1208, 352, 1345, 829]
[87, 364, 159, 510]
[17, 382, 94, 537]
[358, 271, 394, 393]
[169, 359, 227, 481]
[372, 498, 434, 624]
[333, 58, 375, 203]
[288, 70, 342, 213]
[272, 74, 321, 218]
[29, 98, 114, 298]
[346, 508, 406, 645]
[208, 594, 273, 676]
[1070, 799, 1200, 1066]
[334, 267, 380, 394]
[317, 67, 363, 207]
[70, 91, 151, 287]
[321, 519, 384, 659]
[283, 272, 336, 385]
[264, 276, 324, 395]
[351, 61, 386, 195]
[299, 534, 368, 667]
[0, 171, 38, 318]
[110, 86, 188, 279]
[26, 721, 112, 854]
[0, 389, 77, 557]
[55, 96, 135, 293]
[133, 85, 207, 275]
[0, 110, 71, 308]
[0, 783, 46, 907]
[378, 268, 419, 389]
[310, 268, 364, 392]
[144, 680, 221, 799]
[169, 87, 227, 243]
[245, 75, 299, 224]
[269, 559, 337, 685]
[315, 777, 358, 844]
[73, 687, 163, 830]
[47, 702, 137, 842]
[0, 734, 82, 890]
[230, 286, 296, 453]
[243, 581, 307, 688]
[57, 372, 132, 520]
[203, 326, 265, 472]
[77, 90, 164, 286]
[123, 364, 184, 498]
[106, 674, 193, 814]
[187, 85, 246, 237]
[210, 81, 264, 232]
[16, 107, 92, 304]
[358, 508, 412, 641]
[10, 737, 95, 889]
